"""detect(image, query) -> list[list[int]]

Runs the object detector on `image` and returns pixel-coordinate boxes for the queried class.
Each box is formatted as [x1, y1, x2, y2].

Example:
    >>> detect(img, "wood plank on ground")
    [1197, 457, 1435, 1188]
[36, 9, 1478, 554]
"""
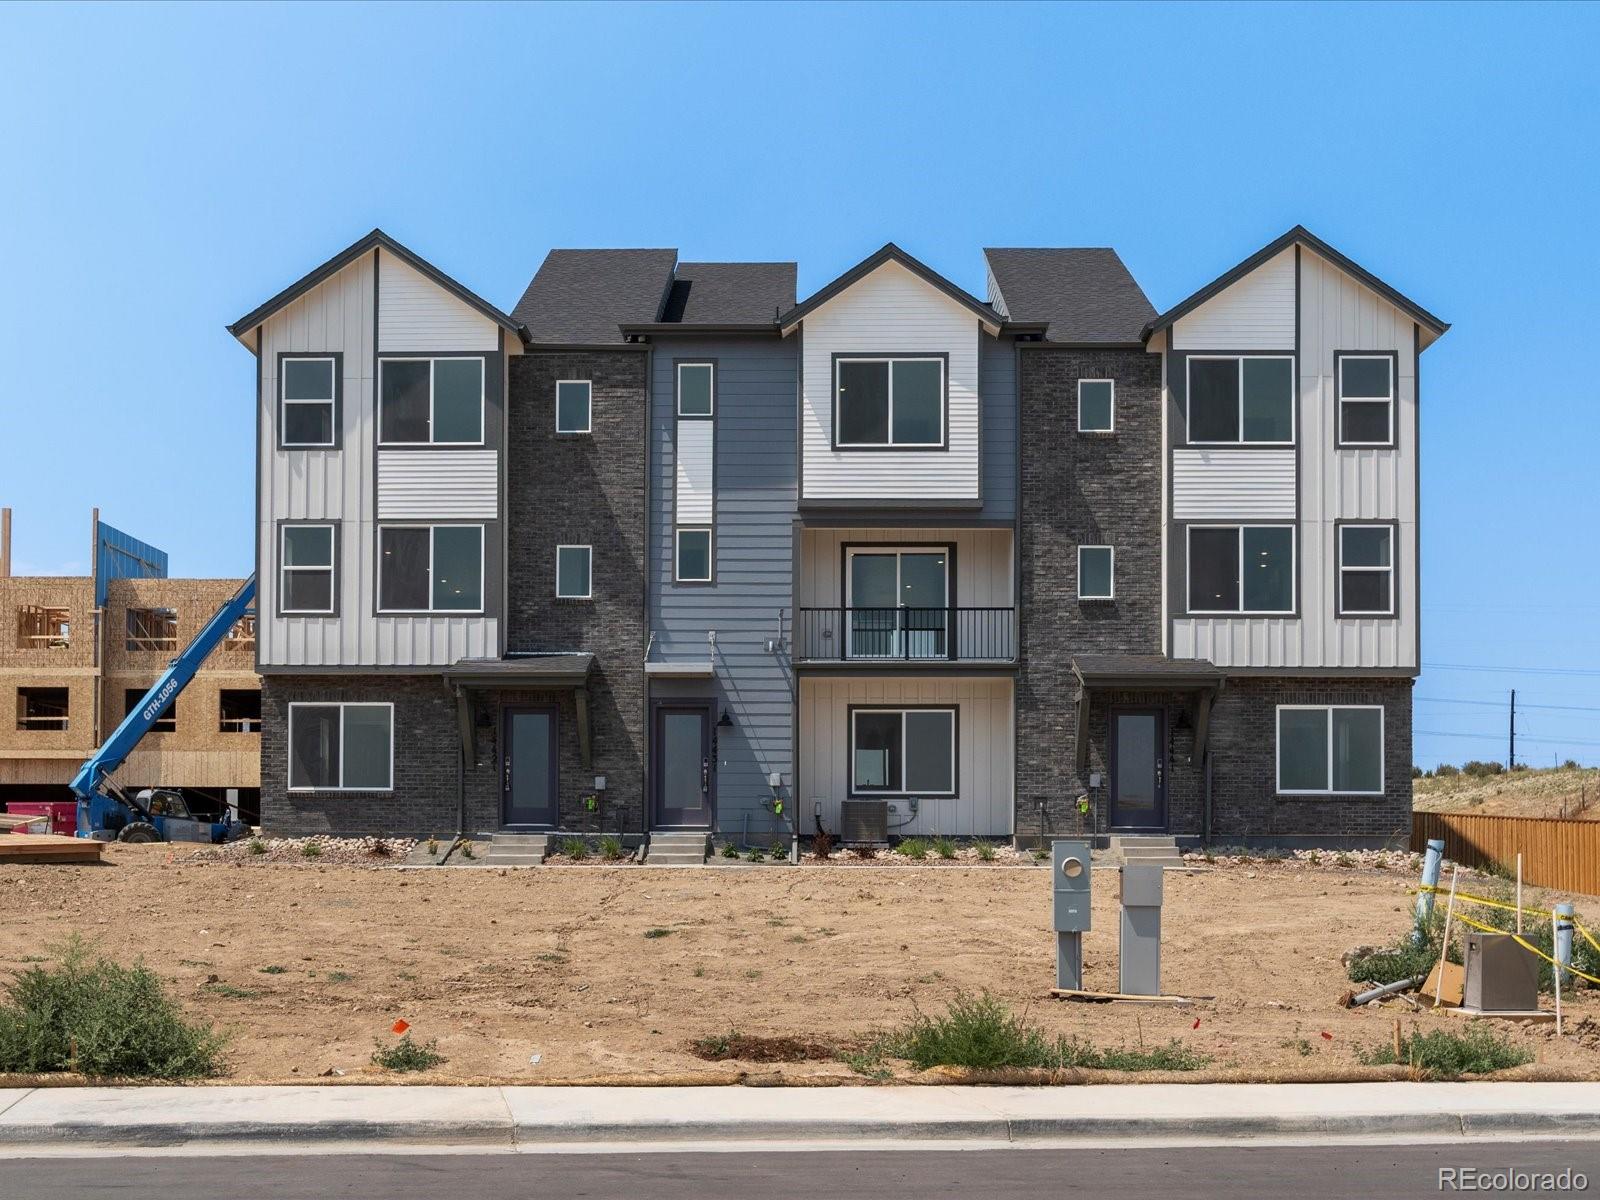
[0, 834, 103, 865]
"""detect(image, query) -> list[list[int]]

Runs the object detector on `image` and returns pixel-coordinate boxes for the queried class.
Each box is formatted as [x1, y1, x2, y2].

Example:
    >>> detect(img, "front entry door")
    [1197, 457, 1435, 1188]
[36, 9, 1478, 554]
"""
[1109, 708, 1166, 831]
[502, 707, 558, 828]
[653, 704, 712, 828]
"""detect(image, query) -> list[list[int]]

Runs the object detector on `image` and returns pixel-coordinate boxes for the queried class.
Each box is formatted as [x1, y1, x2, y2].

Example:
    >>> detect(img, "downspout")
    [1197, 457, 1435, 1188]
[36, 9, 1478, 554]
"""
[1203, 744, 1213, 846]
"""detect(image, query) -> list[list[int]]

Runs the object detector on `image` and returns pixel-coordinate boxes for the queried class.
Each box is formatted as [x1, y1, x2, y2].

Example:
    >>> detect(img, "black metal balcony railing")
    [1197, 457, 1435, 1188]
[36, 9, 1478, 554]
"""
[797, 607, 1015, 663]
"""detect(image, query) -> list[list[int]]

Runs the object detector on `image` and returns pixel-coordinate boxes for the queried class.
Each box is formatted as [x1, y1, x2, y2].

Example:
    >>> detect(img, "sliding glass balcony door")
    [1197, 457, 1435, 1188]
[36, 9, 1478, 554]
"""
[846, 550, 948, 659]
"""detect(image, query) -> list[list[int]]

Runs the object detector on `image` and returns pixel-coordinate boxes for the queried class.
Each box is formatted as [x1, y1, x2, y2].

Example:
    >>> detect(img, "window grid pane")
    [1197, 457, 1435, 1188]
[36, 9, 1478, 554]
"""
[380, 360, 431, 443]
[283, 358, 334, 401]
[1241, 527, 1294, 612]
[1188, 359, 1240, 442]
[341, 705, 393, 790]
[1241, 358, 1294, 442]
[678, 365, 713, 415]
[557, 546, 592, 597]
[1332, 708, 1383, 793]
[379, 527, 430, 610]
[1079, 547, 1113, 599]
[1188, 527, 1240, 611]
[1078, 381, 1113, 431]
[852, 712, 903, 791]
[675, 530, 711, 582]
[903, 711, 954, 793]
[1279, 709, 1330, 792]
[431, 359, 483, 443]
[837, 361, 889, 444]
[431, 527, 482, 610]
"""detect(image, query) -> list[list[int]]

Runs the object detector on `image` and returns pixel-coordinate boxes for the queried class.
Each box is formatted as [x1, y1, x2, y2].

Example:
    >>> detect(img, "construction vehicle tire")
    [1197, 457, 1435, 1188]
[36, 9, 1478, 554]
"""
[118, 822, 160, 844]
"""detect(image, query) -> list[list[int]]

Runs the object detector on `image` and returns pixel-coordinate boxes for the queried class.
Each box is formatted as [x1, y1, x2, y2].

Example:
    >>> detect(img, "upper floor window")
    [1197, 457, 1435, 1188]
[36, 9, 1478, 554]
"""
[379, 357, 484, 445]
[17, 605, 70, 650]
[675, 529, 712, 583]
[556, 544, 593, 599]
[1336, 354, 1395, 447]
[126, 607, 178, 652]
[16, 687, 68, 732]
[1338, 524, 1395, 617]
[1078, 380, 1114, 433]
[835, 357, 945, 449]
[281, 356, 337, 448]
[677, 363, 714, 417]
[1187, 356, 1294, 445]
[556, 380, 592, 433]
[378, 524, 484, 613]
[280, 524, 336, 615]
[1078, 545, 1114, 600]
[125, 688, 176, 734]
[1187, 525, 1294, 614]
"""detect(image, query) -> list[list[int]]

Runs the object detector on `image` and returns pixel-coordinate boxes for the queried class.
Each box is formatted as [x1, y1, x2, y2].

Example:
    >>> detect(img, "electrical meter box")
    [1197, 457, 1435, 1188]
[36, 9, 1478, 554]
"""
[1463, 933, 1540, 1012]
[1118, 862, 1164, 908]
[1052, 839, 1091, 932]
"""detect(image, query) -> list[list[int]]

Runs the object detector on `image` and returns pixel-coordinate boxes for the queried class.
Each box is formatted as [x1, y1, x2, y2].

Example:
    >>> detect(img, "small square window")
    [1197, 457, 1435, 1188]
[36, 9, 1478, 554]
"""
[1078, 546, 1114, 600]
[556, 380, 592, 433]
[678, 364, 714, 417]
[1078, 380, 1114, 432]
[675, 529, 712, 582]
[556, 545, 593, 599]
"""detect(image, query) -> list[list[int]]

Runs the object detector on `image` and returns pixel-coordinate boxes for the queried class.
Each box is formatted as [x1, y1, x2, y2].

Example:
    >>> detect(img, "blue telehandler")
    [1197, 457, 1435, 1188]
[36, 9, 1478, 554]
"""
[71, 575, 256, 844]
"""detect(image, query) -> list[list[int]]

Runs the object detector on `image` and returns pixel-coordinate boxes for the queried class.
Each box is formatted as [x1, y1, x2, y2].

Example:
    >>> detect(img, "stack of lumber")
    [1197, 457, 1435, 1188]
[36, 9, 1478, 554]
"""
[0, 833, 103, 864]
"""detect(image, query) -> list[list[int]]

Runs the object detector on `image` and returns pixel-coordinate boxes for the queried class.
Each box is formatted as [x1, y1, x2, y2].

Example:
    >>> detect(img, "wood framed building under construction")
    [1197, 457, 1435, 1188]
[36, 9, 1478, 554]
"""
[0, 508, 261, 822]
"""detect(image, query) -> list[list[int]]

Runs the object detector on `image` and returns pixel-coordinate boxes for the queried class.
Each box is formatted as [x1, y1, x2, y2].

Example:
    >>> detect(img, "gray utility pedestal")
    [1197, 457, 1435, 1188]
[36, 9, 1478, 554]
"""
[1118, 863, 1164, 997]
[1052, 840, 1091, 991]
[1463, 932, 1539, 1012]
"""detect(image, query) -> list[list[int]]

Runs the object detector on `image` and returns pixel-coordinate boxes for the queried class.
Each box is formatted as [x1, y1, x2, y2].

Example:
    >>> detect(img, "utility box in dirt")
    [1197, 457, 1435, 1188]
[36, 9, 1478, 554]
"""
[1118, 863, 1164, 997]
[1463, 933, 1539, 1012]
[1052, 839, 1092, 932]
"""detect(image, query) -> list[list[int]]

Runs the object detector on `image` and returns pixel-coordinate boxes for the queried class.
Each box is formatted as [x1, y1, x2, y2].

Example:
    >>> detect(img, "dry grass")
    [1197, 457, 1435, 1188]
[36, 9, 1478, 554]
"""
[1415, 763, 1600, 820]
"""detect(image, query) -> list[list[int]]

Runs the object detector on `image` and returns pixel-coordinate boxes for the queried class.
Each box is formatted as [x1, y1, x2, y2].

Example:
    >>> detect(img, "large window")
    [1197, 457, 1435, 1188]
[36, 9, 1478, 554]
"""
[288, 702, 393, 791]
[124, 688, 176, 733]
[675, 529, 712, 583]
[379, 357, 484, 445]
[1277, 706, 1384, 795]
[846, 548, 949, 658]
[1078, 545, 1114, 600]
[16, 687, 68, 731]
[126, 607, 178, 652]
[1339, 525, 1395, 616]
[1187, 525, 1294, 614]
[378, 525, 483, 612]
[1336, 353, 1395, 446]
[556, 380, 592, 433]
[850, 708, 956, 796]
[835, 357, 945, 448]
[280, 356, 337, 448]
[556, 544, 593, 599]
[1078, 379, 1114, 432]
[279, 524, 336, 615]
[1187, 356, 1294, 444]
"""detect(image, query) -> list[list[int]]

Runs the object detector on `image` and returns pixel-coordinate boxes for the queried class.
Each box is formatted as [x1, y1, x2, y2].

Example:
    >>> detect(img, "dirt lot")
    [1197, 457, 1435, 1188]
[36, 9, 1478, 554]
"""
[1, 847, 1597, 1084]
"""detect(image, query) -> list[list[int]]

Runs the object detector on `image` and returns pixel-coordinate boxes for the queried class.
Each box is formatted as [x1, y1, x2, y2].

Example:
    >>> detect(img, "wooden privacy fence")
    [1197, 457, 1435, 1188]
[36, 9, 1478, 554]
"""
[1413, 811, 1600, 897]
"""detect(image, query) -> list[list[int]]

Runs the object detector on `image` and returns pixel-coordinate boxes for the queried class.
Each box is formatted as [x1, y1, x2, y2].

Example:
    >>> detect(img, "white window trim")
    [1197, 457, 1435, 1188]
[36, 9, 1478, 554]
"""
[377, 523, 486, 614]
[1077, 545, 1115, 600]
[1338, 524, 1395, 616]
[555, 379, 592, 434]
[279, 523, 336, 615]
[1185, 354, 1296, 446]
[677, 362, 715, 418]
[1185, 524, 1296, 615]
[1275, 704, 1385, 796]
[849, 707, 957, 796]
[280, 356, 337, 449]
[674, 528, 713, 583]
[286, 701, 395, 793]
[1337, 355, 1395, 446]
[834, 357, 946, 448]
[555, 544, 594, 599]
[1077, 378, 1115, 433]
[377, 356, 486, 447]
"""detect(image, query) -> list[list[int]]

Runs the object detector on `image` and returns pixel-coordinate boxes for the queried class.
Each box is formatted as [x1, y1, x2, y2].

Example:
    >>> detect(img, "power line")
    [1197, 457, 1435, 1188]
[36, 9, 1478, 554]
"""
[1416, 696, 1600, 714]
[1424, 663, 1600, 677]
[1415, 728, 1600, 748]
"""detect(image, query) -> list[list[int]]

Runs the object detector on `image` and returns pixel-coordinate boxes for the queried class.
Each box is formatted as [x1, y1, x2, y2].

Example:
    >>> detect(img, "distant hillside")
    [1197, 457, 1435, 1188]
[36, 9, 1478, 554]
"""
[1415, 763, 1600, 820]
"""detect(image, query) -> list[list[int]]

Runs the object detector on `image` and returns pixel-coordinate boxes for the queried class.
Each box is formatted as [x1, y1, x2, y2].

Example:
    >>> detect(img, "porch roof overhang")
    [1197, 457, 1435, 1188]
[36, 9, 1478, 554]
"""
[645, 660, 716, 678]
[1070, 655, 1224, 771]
[446, 654, 596, 768]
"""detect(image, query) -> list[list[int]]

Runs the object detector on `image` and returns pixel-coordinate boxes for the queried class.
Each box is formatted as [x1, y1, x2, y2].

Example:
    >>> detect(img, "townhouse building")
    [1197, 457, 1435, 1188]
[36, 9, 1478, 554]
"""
[231, 226, 1444, 851]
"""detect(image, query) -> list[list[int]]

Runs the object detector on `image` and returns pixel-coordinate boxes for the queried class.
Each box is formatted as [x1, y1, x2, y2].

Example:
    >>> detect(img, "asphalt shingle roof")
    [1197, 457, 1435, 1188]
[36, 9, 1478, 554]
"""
[659, 261, 796, 325]
[512, 249, 678, 344]
[983, 248, 1156, 344]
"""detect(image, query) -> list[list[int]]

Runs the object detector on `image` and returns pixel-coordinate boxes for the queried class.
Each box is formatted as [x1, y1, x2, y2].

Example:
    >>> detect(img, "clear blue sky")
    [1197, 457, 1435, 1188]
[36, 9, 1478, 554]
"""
[3, 1, 1597, 769]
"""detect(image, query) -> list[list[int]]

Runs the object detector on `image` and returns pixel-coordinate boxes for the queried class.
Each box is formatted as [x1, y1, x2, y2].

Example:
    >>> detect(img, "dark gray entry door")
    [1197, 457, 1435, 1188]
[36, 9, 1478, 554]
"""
[653, 704, 712, 828]
[502, 707, 558, 828]
[1109, 708, 1166, 830]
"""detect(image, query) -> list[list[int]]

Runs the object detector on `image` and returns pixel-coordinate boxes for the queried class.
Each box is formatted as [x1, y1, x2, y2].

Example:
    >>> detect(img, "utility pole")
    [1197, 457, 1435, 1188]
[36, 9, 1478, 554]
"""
[1508, 688, 1516, 770]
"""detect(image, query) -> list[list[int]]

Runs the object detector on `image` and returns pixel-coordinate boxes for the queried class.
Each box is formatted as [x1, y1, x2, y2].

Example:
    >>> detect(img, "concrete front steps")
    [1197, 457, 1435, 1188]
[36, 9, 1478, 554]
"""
[646, 831, 708, 866]
[483, 832, 549, 867]
[1109, 834, 1186, 868]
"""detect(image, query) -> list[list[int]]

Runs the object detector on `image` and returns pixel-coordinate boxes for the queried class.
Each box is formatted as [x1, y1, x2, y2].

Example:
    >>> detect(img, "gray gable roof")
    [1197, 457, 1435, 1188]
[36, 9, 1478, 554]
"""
[779, 243, 1003, 332]
[657, 261, 797, 326]
[512, 248, 678, 345]
[983, 248, 1156, 345]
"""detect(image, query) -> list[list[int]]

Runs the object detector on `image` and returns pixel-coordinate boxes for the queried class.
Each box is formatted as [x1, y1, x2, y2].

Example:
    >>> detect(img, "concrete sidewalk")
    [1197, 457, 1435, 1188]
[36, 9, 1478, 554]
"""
[1, 1082, 1599, 1151]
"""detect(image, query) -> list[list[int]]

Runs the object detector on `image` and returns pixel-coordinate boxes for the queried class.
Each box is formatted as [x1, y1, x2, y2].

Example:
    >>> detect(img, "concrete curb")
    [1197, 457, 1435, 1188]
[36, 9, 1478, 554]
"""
[0, 1083, 1597, 1150]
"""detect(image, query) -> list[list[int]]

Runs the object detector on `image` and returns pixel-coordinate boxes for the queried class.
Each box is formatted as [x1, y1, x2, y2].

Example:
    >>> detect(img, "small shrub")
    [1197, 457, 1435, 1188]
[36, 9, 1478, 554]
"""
[460, 841, 476, 860]
[1358, 1024, 1531, 1078]
[853, 843, 878, 860]
[1085, 1041, 1210, 1072]
[427, 835, 439, 855]
[812, 830, 834, 861]
[1462, 760, 1505, 778]
[720, 842, 740, 859]
[300, 841, 322, 859]
[692, 965, 705, 978]
[932, 836, 957, 860]
[692, 1030, 735, 1057]
[371, 1034, 446, 1073]
[247, 838, 267, 856]
[1562, 759, 1581, 771]
[258, 965, 286, 975]
[897, 837, 928, 861]
[0, 938, 225, 1079]
[1307, 851, 1321, 866]
[746, 848, 765, 862]
[327, 971, 353, 984]
[206, 982, 258, 999]
[1031, 847, 1049, 862]
[1411, 765, 1424, 779]
[561, 837, 589, 861]
[974, 841, 997, 862]
[1434, 764, 1460, 778]
[598, 835, 625, 862]
[644, 928, 673, 939]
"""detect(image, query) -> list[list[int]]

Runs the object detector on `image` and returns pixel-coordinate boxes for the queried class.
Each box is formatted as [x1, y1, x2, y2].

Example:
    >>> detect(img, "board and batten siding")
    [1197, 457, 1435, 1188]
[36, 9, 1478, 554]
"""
[648, 336, 797, 836]
[799, 261, 981, 502]
[377, 449, 498, 520]
[797, 527, 1014, 609]
[1172, 449, 1296, 519]
[1169, 245, 1418, 670]
[257, 253, 498, 667]
[376, 248, 499, 353]
[1171, 247, 1295, 351]
[799, 675, 1014, 837]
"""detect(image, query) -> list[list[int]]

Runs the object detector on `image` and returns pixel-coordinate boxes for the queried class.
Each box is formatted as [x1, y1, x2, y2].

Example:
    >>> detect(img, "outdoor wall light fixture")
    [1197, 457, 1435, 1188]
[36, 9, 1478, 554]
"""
[717, 710, 734, 728]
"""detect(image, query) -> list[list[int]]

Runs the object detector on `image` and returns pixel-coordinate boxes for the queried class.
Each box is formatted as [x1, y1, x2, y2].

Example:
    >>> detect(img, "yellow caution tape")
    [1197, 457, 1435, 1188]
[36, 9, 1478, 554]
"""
[1448, 910, 1600, 988]
[1578, 920, 1600, 958]
[1418, 883, 1566, 918]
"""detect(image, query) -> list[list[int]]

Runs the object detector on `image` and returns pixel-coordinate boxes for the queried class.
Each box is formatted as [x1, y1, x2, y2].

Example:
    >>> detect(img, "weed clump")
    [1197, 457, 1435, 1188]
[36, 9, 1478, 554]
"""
[371, 1034, 446, 1073]
[897, 837, 928, 861]
[598, 835, 625, 862]
[1358, 1024, 1531, 1078]
[932, 836, 957, 860]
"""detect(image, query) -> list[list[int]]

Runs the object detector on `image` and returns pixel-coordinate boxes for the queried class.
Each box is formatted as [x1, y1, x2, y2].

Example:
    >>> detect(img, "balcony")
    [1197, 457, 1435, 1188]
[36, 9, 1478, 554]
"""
[795, 607, 1015, 665]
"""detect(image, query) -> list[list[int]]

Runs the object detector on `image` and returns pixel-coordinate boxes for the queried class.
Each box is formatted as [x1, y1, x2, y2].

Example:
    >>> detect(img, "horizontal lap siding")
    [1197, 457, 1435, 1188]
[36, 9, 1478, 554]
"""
[1172, 248, 1295, 351]
[674, 421, 714, 525]
[800, 262, 981, 501]
[1172, 449, 1296, 519]
[377, 449, 498, 519]
[376, 249, 498, 352]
